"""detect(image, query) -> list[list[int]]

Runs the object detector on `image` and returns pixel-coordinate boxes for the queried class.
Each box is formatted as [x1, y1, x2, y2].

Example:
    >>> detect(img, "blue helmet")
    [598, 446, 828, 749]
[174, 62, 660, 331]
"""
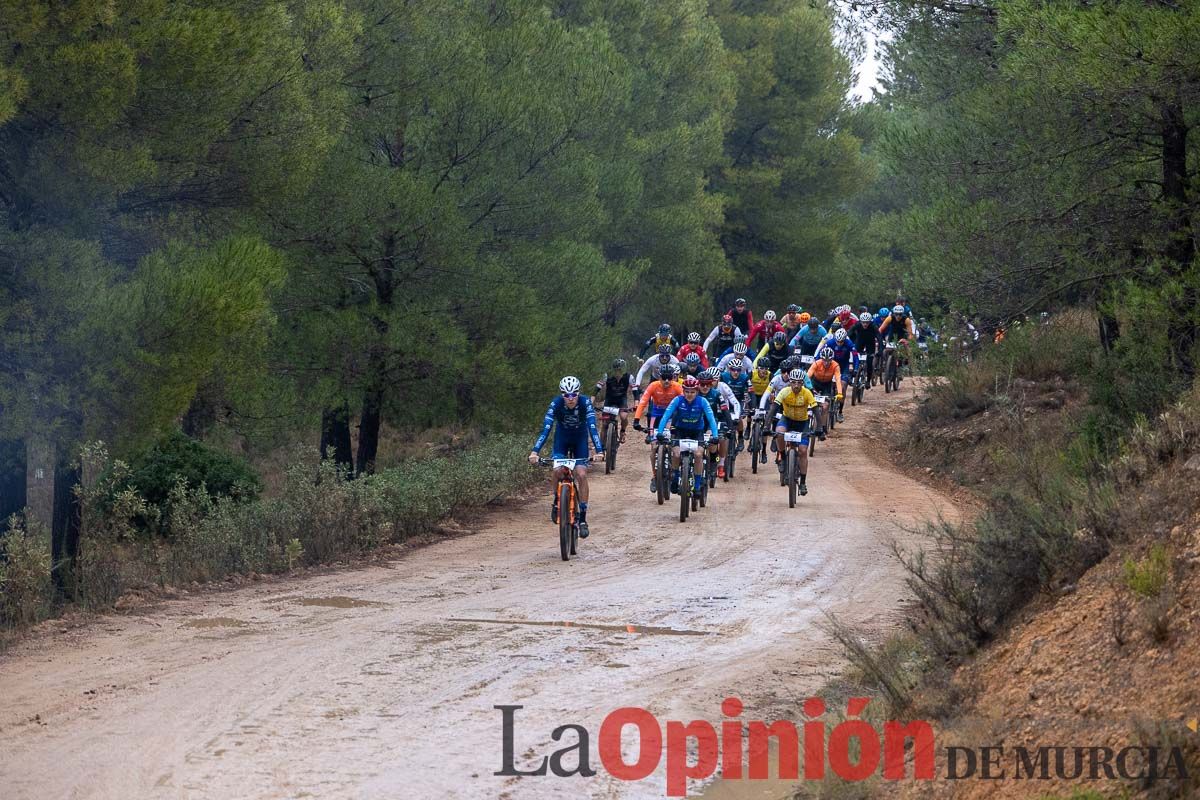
[685, 353, 701, 366]
[879, 307, 889, 317]
[659, 323, 671, 335]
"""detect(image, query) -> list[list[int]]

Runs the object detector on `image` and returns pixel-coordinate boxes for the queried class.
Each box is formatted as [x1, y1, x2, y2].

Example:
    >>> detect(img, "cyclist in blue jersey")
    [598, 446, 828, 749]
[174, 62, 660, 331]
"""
[789, 317, 829, 357]
[656, 375, 720, 495]
[822, 329, 860, 421]
[529, 376, 604, 538]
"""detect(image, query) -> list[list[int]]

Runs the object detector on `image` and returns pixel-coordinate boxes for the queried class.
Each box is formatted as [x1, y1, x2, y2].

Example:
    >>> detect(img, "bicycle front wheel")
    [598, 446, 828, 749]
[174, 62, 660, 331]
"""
[558, 483, 572, 561]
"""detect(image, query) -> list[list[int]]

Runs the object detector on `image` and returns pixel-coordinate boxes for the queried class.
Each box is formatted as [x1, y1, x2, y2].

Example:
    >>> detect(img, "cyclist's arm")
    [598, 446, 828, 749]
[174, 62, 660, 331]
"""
[878, 316, 891, 335]
[531, 399, 557, 453]
[699, 350, 711, 368]
[701, 325, 719, 351]
[634, 358, 654, 387]
[592, 373, 607, 401]
[584, 398, 603, 451]
[833, 365, 843, 395]
[752, 342, 770, 370]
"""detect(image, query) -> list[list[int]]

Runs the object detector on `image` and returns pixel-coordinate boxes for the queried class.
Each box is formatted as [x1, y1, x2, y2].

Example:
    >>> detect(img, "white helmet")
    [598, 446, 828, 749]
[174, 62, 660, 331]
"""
[733, 342, 747, 354]
[763, 310, 777, 321]
[834, 329, 848, 342]
[820, 347, 835, 360]
[728, 359, 744, 371]
[788, 368, 806, 382]
[559, 376, 581, 393]
[893, 304, 905, 315]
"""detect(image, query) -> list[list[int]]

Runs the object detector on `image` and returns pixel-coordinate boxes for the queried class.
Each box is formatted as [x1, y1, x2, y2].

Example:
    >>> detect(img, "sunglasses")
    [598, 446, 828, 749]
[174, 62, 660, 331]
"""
[562, 392, 579, 399]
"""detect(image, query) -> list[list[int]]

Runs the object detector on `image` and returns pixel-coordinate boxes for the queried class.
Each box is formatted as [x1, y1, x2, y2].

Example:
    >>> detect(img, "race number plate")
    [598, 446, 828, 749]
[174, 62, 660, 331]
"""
[553, 459, 579, 469]
[784, 431, 806, 444]
[800, 355, 815, 364]
[678, 439, 699, 453]
[885, 342, 897, 350]
[814, 395, 828, 404]
[602, 406, 620, 415]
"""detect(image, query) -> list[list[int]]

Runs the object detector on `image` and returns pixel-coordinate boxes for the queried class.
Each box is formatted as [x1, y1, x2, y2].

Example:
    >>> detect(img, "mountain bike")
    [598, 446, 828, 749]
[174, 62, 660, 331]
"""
[850, 368, 867, 406]
[749, 409, 767, 474]
[781, 422, 811, 508]
[599, 405, 622, 474]
[723, 420, 738, 481]
[882, 341, 899, 394]
[664, 434, 706, 523]
[538, 457, 591, 561]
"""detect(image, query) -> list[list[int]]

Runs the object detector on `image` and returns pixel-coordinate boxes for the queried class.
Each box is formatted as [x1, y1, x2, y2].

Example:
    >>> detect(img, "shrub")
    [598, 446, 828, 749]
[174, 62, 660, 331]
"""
[0, 514, 53, 630]
[122, 429, 261, 512]
[1123, 545, 1169, 599]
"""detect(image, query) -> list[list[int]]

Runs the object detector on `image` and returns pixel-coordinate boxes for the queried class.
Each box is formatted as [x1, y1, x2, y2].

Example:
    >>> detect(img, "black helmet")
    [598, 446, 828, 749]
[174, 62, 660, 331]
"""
[612, 358, 626, 371]
[660, 363, 678, 379]
[659, 322, 671, 335]
[772, 331, 787, 345]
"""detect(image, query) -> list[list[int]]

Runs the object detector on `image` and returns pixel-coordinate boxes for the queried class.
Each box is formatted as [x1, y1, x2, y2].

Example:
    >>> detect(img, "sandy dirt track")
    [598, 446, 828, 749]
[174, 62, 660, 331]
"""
[0, 379, 958, 800]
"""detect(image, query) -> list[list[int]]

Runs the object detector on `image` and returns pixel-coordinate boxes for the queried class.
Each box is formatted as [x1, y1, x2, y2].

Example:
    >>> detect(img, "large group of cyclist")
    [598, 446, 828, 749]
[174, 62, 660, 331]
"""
[528, 297, 932, 540]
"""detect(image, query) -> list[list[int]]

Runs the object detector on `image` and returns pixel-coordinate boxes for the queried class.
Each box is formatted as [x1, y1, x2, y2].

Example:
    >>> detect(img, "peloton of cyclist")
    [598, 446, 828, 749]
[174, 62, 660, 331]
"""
[633, 364, 684, 494]
[656, 375, 720, 496]
[529, 376, 605, 538]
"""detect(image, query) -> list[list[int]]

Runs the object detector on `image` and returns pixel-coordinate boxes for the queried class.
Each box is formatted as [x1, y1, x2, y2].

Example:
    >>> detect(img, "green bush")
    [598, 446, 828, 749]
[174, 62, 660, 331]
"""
[0, 514, 53, 630]
[1124, 545, 1170, 599]
[123, 430, 261, 511]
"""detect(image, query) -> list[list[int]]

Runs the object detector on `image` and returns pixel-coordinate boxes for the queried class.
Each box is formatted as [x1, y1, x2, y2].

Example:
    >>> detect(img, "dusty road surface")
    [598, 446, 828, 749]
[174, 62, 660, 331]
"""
[1, 379, 959, 800]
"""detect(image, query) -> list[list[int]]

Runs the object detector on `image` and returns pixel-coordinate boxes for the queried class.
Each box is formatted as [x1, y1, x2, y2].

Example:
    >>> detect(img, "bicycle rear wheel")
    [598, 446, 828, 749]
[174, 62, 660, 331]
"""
[787, 449, 797, 508]
[749, 423, 760, 474]
[605, 423, 617, 474]
[558, 483, 572, 561]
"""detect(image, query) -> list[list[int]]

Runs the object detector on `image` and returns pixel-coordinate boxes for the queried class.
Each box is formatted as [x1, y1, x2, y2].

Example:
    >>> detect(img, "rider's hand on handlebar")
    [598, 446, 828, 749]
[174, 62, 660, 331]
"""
[527, 452, 540, 465]
[632, 420, 643, 431]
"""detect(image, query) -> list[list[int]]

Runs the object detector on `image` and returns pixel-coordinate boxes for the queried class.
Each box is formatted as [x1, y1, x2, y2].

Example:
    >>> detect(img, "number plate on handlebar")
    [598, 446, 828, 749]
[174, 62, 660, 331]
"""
[885, 342, 897, 350]
[602, 406, 620, 415]
[678, 439, 699, 453]
[814, 395, 828, 404]
[784, 431, 807, 444]
[552, 459, 580, 469]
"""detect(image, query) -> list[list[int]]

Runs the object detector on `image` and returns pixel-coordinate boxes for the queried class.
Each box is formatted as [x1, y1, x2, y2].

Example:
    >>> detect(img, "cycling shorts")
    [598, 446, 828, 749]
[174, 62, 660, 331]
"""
[552, 429, 590, 459]
[671, 426, 705, 442]
[811, 380, 835, 396]
[776, 416, 809, 434]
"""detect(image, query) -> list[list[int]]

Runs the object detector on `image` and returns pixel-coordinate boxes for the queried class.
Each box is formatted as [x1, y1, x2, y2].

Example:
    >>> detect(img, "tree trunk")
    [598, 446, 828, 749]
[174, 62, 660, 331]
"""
[0, 438, 27, 533]
[1160, 97, 1196, 378]
[355, 383, 383, 476]
[319, 403, 354, 477]
[180, 388, 217, 438]
[50, 449, 82, 597]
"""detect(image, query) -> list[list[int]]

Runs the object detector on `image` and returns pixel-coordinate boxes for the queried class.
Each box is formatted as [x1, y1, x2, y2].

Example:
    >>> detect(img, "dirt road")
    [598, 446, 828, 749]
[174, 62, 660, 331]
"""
[0, 380, 959, 800]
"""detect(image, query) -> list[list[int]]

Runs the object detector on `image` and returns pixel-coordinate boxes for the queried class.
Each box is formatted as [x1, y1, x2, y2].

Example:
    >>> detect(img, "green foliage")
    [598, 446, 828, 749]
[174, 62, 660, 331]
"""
[1123, 545, 1169, 600]
[0, 514, 53, 631]
[122, 430, 262, 511]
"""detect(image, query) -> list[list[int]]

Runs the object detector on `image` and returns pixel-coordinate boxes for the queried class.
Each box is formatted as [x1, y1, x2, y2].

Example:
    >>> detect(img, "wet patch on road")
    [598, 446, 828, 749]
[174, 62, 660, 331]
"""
[296, 596, 385, 609]
[182, 618, 248, 629]
[448, 617, 712, 636]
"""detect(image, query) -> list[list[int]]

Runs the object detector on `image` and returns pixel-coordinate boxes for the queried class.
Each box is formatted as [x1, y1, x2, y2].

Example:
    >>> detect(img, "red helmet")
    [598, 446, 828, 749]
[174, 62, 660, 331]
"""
[722, 314, 733, 325]
[682, 375, 700, 389]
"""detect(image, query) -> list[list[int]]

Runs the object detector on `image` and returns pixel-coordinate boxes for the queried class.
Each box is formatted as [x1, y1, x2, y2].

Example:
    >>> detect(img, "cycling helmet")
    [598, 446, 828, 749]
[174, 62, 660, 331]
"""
[893, 304, 906, 315]
[820, 347, 834, 360]
[781, 357, 797, 373]
[763, 310, 777, 321]
[612, 358, 626, 370]
[657, 343, 672, 355]
[559, 376, 581, 393]
[788, 368, 806, 383]
[728, 359, 744, 371]
[772, 331, 787, 345]
[722, 314, 733, 326]
[879, 307, 889, 317]
[859, 313, 872, 325]
[687, 331, 701, 344]
[733, 342, 748, 355]
[786, 304, 800, 314]
[808, 317, 821, 327]
[756, 361, 771, 373]
[660, 364, 678, 379]
[735, 297, 747, 306]
[834, 329, 848, 342]
[799, 312, 811, 323]
[734, 333, 747, 343]
[682, 375, 700, 390]
[685, 353, 701, 366]
[659, 323, 671, 335]
[830, 320, 842, 331]
[702, 367, 721, 381]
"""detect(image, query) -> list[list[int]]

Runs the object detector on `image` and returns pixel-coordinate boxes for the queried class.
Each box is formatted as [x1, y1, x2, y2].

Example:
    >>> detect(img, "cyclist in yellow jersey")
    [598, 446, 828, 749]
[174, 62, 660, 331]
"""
[771, 369, 817, 494]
